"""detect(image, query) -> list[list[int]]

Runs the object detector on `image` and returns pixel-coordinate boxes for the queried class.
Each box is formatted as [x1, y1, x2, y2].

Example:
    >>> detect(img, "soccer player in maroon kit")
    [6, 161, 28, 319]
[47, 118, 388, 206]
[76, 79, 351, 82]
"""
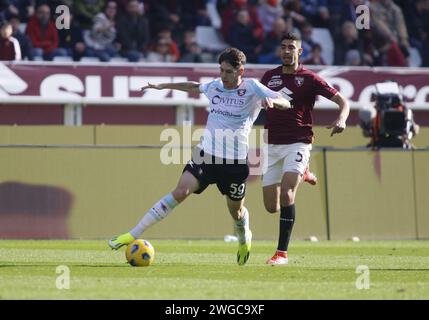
[261, 32, 350, 265]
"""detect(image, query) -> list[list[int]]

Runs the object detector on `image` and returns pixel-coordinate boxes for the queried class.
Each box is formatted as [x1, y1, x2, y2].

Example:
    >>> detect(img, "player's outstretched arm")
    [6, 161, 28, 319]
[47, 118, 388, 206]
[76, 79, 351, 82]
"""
[261, 96, 291, 110]
[141, 82, 201, 94]
[272, 96, 292, 110]
[327, 92, 350, 136]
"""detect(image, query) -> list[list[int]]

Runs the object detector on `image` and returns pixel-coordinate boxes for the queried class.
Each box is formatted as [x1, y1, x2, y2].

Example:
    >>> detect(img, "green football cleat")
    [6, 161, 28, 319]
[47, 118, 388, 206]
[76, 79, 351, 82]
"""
[237, 229, 252, 266]
[108, 232, 135, 250]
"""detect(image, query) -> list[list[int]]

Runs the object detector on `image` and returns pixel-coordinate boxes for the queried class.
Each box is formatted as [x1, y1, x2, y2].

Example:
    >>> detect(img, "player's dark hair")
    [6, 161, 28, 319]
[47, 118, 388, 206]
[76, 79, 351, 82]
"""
[281, 32, 301, 42]
[218, 48, 246, 69]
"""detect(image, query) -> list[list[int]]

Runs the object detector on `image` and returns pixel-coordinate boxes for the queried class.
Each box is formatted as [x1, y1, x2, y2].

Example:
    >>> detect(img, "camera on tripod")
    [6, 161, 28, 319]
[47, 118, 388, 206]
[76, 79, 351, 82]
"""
[359, 81, 419, 149]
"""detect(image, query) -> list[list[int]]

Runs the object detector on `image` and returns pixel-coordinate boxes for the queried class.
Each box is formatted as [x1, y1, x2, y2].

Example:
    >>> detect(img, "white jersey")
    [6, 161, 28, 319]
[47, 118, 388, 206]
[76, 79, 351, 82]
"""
[199, 78, 280, 159]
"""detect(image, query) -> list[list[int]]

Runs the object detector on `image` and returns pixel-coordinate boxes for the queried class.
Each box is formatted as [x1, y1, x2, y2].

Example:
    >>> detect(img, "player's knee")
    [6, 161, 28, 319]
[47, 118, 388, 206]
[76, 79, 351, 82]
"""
[264, 203, 279, 214]
[172, 187, 191, 202]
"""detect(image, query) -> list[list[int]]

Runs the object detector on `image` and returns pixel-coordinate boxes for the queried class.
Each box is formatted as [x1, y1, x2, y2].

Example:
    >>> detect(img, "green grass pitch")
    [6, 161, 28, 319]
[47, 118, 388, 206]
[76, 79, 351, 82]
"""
[0, 240, 428, 300]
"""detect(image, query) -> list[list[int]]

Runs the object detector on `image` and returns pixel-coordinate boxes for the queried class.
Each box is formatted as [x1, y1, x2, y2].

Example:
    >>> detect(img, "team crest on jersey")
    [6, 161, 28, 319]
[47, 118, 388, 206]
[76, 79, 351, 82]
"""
[295, 76, 304, 87]
[237, 89, 246, 96]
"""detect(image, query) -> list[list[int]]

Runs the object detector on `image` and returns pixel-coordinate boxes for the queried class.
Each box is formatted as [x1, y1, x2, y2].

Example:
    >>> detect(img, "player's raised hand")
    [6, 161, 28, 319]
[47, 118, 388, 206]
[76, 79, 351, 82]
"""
[140, 83, 164, 92]
[327, 118, 346, 136]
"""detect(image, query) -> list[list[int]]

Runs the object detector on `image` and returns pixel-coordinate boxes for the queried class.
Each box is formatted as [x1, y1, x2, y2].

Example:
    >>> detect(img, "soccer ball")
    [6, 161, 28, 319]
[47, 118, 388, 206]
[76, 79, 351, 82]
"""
[125, 239, 155, 267]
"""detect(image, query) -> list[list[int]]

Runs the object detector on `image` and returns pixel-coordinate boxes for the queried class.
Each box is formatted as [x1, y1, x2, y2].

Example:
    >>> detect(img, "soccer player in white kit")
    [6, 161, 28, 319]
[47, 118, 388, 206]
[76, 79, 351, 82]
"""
[109, 48, 291, 265]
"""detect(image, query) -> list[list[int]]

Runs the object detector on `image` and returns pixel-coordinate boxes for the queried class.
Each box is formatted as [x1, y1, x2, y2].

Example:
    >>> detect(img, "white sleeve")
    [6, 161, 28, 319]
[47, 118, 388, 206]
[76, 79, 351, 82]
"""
[199, 79, 216, 96]
[250, 79, 280, 99]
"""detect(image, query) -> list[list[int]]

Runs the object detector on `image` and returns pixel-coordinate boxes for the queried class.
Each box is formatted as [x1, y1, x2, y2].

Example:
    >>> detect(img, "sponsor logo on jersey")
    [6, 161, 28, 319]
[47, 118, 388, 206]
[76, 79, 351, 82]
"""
[215, 87, 224, 93]
[267, 79, 283, 88]
[210, 108, 240, 118]
[237, 89, 246, 96]
[295, 76, 304, 87]
[211, 95, 245, 106]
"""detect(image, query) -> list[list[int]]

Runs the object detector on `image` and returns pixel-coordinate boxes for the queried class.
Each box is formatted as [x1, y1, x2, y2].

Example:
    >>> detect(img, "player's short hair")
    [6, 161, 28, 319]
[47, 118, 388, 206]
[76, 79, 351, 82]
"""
[218, 48, 246, 69]
[281, 32, 301, 43]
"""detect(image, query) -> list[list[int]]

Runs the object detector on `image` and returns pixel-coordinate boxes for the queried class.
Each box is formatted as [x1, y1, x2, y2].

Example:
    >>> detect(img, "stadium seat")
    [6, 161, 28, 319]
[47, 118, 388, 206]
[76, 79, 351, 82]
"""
[200, 52, 215, 63]
[195, 26, 228, 52]
[79, 57, 101, 63]
[311, 28, 334, 65]
[110, 57, 129, 63]
[53, 56, 74, 62]
[409, 47, 422, 67]
[19, 23, 27, 33]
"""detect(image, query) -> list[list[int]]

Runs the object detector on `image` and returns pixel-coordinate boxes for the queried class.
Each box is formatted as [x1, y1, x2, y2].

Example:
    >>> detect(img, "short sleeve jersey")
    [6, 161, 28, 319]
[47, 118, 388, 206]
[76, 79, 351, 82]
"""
[199, 78, 280, 159]
[261, 65, 338, 144]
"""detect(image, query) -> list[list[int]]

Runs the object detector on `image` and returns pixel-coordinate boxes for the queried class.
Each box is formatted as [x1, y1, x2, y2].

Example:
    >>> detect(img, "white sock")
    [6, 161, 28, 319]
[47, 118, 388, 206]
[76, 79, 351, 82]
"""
[130, 193, 178, 238]
[234, 207, 250, 244]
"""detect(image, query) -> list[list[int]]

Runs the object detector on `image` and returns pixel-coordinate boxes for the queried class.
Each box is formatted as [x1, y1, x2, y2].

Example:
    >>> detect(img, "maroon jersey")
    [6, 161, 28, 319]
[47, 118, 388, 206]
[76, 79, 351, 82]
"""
[261, 65, 338, 144]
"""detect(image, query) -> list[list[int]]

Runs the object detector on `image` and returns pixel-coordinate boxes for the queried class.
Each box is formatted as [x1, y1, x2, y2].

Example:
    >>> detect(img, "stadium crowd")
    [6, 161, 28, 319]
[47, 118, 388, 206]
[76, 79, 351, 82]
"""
[0, 0, 428, 67]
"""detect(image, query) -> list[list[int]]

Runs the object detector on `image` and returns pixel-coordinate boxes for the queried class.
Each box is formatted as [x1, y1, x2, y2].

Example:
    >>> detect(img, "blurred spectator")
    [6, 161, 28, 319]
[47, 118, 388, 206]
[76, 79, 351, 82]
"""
[220, 0, 263, 42]
[145, 0, 210, 39]
[370, 0, 410, 66]
[0, 0, 424, 68]
[26, 4, 67, 60]
[258, 16, 292, 64]
[112, 0, 129, 14]
[47, 0, 74, 9]
[303, 43, 325, 65]
[335, 19, 380, 67]
[282, 0, 307, 27]
[327, 0, 365, 42]
[179, 30, 203, 63]
[300, 0, 330, 28]
[334, 20, 362, 65]
[156, 27, 180, 61]
[371, 0, 410, 48]
[146, 37, 175, 62]
[8, 14, 33, 60]
[403, 0, 429, 67]
[0, 0, 35, 22]
[299, 22, 316, 62]
[84, 0, 119, 61]
[257, 0, 284, 35]
[0, 21, 21, 60]
[344, 49, 361, 66]
[0, 1, 7, 19]
[145, 0, 179, 37]
[47, 1, 74, 18]
[226, 9, 261, 63]
[0, 1, 17, 21]
[176, 0, 211, 30]
[74, 0, 105, 30]
[57, 12, 86, 61]
[116, 0, 149, 62]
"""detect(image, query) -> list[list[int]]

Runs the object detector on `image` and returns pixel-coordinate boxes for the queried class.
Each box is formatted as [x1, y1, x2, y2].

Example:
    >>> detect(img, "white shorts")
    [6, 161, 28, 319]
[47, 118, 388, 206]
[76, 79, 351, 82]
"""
[262, 143, 312, 187]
